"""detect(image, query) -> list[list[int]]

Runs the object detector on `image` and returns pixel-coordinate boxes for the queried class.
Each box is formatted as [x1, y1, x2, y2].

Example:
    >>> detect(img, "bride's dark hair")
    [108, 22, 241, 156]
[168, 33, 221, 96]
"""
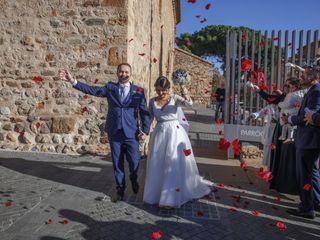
[154, 76, 171, 90]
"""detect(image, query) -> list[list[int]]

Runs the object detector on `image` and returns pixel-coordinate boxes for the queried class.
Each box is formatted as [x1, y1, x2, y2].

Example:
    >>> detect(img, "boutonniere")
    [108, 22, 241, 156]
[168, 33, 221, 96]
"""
[133, 87, 144, 94]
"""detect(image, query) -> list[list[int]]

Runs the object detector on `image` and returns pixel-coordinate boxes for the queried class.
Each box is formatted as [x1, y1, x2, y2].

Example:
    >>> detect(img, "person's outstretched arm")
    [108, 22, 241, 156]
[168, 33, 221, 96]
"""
[59, 69, 108, 97]
[174, 85, 193, 107]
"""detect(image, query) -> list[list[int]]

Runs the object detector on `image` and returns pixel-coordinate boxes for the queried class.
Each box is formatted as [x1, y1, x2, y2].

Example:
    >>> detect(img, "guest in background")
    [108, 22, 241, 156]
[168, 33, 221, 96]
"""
[278, 78, 306, 143]
[214, 81, 225, 121]
[283, 66, 320, 219]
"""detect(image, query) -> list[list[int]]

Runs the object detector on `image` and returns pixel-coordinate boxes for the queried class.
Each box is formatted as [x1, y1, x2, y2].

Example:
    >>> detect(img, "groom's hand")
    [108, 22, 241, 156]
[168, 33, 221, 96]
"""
[58, 69, 75, 84]
[138, 131, 147, 141]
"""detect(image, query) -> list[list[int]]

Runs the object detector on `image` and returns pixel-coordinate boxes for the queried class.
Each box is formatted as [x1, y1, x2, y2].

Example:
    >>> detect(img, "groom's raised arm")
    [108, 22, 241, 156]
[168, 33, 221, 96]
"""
[73, 80, 108, 97]
[59, 69, 108, 97]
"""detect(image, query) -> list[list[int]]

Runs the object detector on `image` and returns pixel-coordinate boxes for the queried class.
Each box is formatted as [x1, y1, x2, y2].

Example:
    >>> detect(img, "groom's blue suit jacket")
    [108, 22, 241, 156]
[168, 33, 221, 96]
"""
[291, 83, 320, 149]
[74, 81, 151, 139]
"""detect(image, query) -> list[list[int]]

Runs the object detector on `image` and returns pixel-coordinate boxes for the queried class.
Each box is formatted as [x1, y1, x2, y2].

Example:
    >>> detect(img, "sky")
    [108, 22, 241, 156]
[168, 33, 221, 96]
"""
[176, 0, 320, 36]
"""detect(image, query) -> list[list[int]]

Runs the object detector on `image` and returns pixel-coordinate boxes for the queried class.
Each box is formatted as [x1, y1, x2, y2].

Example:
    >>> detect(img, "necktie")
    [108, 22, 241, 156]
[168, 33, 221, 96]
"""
[120, 85, 126, 103]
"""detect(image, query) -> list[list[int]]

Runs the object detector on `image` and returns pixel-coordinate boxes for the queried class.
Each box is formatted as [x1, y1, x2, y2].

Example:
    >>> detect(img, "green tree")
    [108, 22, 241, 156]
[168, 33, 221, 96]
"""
[177, 25, 254, 65]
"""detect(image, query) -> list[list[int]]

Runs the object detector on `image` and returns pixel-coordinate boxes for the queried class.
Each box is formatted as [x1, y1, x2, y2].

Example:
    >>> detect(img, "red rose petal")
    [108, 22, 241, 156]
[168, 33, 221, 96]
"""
[197, 211, 204, 217]
[175, 188, 180, 192]
[275, 221, 287, 231]
[218, 130, 223, 135]
[218, 138, 230, 150]
[256, 171, 273, 181]
[303, 184, 311, 191]
[176, 125, 180, 129]
[151, 230, 163, 240]
[94, 79, 99, 84]
[259, 41, 265, 47]
[138, 53, 145, 56]
[83, 95, 89, 99]
[200, 18, 207, 23]
[275, 196, 281, 202]
[229, 208, 237, 212]
[128, 38, 134, 42]
[81, 107, 88, 113]
[36, 122, 41, 129]
[136, 87, 144, 92]
[271, 143, 276, 150]
[217, 183, 225, 188]
[32, 75, 44, 82]
[272, 37, 280, 41]
[4, 202, 12, 207]
[183, 149, 192, 156]
[196, 15, 201, 18]
[252, 210, 260, 216]
[153, 57, 158, 63]
[61, 219, 69, 224]
[241, 59, 252, 72]
[205, 3, 211, 10]
[215, 119, 222, 125]
[240, 161, 247, 171]
[46, 219, 53, 224]
[267, 97, 277, 102]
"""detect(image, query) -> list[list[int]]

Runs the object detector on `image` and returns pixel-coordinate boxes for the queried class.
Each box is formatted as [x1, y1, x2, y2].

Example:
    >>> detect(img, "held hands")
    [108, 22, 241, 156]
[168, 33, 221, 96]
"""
[58, 69, 75, 84]
[138, 131, 147, 141]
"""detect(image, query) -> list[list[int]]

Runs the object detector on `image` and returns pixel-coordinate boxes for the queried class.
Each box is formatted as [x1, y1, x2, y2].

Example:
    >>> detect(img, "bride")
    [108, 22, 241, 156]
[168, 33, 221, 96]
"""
[143, 76, 211, 208]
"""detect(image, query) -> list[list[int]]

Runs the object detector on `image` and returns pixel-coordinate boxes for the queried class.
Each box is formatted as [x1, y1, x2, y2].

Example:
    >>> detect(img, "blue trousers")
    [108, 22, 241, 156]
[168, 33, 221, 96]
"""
[109, 130, 140, 193]
[296, 148, 320, 212]
[215, 101, 225, 120]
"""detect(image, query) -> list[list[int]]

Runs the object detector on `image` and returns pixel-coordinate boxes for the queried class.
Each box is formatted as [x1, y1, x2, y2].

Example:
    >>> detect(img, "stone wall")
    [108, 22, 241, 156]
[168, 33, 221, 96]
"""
[0, 0, 179, 154]
[173, 48, 214, 105]
[127, 0, 177, 99]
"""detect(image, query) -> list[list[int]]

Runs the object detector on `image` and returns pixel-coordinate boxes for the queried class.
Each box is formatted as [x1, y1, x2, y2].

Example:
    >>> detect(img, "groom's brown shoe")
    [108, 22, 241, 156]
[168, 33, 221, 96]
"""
[111, 191, 124, 203]
[131, 181, 139, 194]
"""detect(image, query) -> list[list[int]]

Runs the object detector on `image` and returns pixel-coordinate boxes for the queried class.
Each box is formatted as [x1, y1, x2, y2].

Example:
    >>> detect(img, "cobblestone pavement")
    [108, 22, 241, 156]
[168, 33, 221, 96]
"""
[0, 107, 320, 240]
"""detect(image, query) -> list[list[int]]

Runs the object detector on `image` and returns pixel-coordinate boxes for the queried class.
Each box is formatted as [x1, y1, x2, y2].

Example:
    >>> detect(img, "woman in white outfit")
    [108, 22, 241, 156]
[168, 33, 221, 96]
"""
[248, 104, 279, 169]
[143, 76, 211, 208]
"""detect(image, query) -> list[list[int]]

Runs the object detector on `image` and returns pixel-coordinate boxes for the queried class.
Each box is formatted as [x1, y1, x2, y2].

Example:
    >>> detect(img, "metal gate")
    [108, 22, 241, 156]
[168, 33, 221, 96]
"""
[224, 30, 319, 158]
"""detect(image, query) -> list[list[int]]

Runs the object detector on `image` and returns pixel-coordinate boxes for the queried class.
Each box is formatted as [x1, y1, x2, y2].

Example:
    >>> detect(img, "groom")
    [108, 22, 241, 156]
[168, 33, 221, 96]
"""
[59, 63, 151, 202]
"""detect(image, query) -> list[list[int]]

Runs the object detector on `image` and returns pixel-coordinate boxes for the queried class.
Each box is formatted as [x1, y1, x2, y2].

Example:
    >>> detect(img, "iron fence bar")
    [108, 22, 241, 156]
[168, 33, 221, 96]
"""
[237, 31, 242, 124]
[270, 30, 275, 93]
[231, 32, 237, 124]
[290, 30, 296, 77]
[249, 31, 255, 115]
[243, 31, 249, 124]
[276, 31, 281, 88]
[314, 30, 319, 58]
[284, 30, 289, 81]
[263, 31, 268, 109]
[256, 31, 262, 117]
[306, 30, 311, 65]
[225, 31, 231, 124]
[298, 30, 304, 78]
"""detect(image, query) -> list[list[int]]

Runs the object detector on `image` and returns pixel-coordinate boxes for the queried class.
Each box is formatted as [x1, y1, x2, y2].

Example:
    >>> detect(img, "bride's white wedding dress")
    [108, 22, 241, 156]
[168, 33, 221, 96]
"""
[143, 95, 211, 208]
